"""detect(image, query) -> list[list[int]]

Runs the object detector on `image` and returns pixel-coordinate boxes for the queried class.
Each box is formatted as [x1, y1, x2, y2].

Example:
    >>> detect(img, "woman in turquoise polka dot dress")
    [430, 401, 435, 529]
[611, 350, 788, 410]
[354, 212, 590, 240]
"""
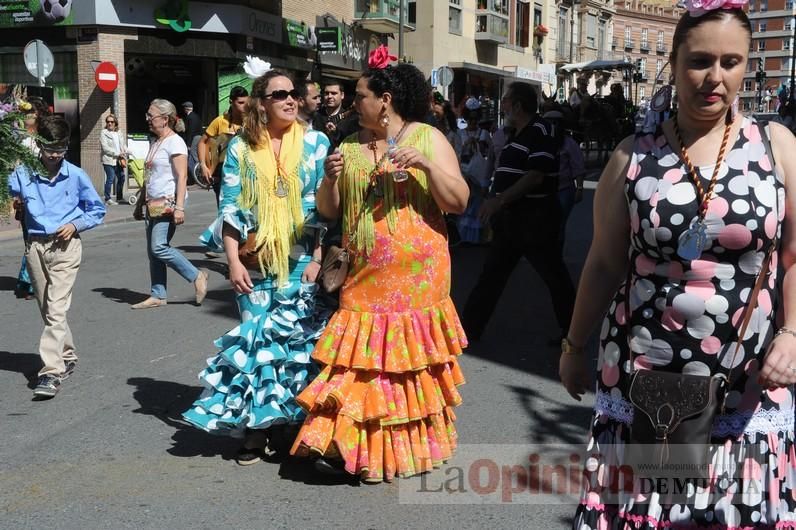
[182, 69, 331, 465]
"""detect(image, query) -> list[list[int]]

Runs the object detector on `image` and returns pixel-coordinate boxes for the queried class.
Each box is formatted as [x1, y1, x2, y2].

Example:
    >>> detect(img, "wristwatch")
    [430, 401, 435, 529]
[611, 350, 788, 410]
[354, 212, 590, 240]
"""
[561, 337, 584, 355]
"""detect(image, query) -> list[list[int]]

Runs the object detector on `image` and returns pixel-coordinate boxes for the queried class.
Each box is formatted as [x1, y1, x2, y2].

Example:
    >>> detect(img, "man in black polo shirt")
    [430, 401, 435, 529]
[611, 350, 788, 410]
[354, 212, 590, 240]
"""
[462, 82, 575, 343]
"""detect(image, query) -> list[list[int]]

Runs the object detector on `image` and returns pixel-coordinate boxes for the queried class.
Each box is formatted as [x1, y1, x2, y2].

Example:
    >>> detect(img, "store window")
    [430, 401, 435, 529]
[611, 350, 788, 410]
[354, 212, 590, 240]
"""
[449, 0, 462, 34]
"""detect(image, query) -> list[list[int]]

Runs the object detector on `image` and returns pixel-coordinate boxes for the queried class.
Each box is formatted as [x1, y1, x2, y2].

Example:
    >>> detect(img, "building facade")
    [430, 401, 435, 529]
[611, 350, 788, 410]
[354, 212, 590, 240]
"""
[610, 0, 680, 104]
[0, 0, 385, 191]
[402, 0, 556, 120]
[745, 0, 794, 113]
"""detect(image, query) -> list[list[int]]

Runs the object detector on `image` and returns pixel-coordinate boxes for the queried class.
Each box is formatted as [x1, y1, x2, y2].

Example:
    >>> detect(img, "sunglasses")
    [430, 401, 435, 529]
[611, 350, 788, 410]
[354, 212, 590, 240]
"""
[106, 120, 116, 124]
[264, 89, 300, 101]
[39, 145, 69, 156]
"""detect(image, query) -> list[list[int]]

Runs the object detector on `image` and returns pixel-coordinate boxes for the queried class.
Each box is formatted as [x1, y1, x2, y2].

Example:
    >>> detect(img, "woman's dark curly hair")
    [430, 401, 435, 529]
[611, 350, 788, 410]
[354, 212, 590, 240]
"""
[363, 63, 431, 123]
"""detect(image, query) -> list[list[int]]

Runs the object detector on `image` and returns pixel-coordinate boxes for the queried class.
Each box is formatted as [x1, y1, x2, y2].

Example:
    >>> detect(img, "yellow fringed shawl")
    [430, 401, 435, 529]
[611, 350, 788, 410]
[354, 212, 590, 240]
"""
[237, 121, 305, 287]
[339, 123, 435, 255]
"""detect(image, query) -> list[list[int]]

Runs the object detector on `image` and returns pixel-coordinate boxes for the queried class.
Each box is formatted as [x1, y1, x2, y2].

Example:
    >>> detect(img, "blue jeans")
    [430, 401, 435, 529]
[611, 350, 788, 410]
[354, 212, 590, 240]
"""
[145, 217, 199, 299]
[103, 163, 124, 201]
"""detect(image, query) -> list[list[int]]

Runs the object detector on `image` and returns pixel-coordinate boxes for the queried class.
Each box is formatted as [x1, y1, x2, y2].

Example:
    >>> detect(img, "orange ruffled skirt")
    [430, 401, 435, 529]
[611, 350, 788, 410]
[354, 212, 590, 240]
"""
[291, 297, 466, 482]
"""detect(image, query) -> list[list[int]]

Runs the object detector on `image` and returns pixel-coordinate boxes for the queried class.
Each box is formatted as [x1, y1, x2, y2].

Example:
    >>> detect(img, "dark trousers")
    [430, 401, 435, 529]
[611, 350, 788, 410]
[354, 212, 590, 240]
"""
[462, 196, 576, 340]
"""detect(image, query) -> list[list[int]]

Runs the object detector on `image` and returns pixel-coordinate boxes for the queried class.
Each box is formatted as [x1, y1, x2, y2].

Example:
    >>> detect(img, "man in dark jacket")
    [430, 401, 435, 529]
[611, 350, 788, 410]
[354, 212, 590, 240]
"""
[181, 101, 202, 146]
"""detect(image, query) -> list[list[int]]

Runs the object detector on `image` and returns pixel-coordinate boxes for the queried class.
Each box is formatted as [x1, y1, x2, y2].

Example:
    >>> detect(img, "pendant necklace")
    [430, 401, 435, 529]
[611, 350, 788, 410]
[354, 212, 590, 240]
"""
[368, 136, 384, 197]
[673, 116, 733, 261]
[272, 137, 288, 198]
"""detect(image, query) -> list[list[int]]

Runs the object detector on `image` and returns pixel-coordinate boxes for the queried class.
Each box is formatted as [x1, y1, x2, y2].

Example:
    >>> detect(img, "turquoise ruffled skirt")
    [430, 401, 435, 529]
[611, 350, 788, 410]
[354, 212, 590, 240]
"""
[183, 279, 327, 438]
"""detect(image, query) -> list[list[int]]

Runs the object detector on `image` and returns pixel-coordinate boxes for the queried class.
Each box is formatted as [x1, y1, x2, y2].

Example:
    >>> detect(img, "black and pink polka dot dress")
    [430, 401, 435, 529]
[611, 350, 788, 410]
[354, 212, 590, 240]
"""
[574, 118, 796, 529]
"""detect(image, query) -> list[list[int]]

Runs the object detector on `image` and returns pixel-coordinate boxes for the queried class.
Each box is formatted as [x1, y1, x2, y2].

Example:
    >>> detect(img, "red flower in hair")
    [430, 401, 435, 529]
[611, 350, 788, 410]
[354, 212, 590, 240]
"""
[368, 45, 397, 70]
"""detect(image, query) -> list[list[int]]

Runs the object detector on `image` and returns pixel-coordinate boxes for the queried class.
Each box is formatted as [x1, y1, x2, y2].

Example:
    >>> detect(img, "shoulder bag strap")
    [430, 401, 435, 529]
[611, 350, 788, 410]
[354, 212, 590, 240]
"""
[625, 241, 776, 381]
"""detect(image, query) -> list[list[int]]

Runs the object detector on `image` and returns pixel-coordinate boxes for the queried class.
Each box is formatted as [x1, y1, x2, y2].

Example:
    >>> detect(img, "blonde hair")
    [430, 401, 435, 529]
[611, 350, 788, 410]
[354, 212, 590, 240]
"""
[149, 98, 178, 129]
[242, 70, 289, 147]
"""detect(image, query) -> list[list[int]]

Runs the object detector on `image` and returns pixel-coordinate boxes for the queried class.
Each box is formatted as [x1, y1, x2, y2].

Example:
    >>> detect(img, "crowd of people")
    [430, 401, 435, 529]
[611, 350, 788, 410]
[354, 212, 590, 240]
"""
[9, 0, 796, 523]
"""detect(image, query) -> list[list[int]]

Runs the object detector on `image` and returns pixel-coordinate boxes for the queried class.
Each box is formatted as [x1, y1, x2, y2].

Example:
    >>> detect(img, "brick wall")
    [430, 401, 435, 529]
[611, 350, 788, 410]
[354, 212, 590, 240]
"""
[77, 28, 138, 194]
[282, 0, 353, 24]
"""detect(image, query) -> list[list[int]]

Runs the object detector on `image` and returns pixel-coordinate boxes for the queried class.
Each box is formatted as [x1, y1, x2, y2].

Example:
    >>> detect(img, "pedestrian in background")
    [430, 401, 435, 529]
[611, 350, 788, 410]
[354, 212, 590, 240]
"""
[295, 79, 321, 130]
[8, 116, 105, 398]
[100, 113, 127, 205]
[561, 3, 796, 526]
[197, 86, 248, 204]
[181, 101, 202, 147]
[543, 110, 585, 256]
[131, 98, 208, 309]
[462, 82, 575, 344]
[182, 67, 330, 465]
[291, 51, 470, 483]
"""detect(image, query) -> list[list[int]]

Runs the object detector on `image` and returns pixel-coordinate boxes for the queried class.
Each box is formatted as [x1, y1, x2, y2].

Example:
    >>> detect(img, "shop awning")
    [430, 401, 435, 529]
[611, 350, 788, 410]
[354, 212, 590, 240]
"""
[559, 59, 635, 73]
[448, 61, 517, 78]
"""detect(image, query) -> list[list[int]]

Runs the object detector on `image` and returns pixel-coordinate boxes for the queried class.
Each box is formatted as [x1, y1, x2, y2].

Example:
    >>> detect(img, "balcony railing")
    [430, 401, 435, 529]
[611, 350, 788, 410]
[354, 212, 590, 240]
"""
[656, 43, 667, 53]
[640, 40, 650, 52]
[624, 39, 634, 49]
[353, 0, 414, 33]
[475, 12, 509, 44]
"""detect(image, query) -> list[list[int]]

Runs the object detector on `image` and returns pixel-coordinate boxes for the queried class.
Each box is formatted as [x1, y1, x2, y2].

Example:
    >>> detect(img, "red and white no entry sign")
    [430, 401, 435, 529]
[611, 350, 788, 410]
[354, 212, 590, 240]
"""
[95, 62, 119, 93]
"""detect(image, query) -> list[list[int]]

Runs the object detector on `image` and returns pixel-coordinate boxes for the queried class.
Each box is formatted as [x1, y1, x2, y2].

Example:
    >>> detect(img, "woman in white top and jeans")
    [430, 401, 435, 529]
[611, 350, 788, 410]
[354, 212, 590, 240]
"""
[100, 113, 126, 204]
[131, 99, 208, 309]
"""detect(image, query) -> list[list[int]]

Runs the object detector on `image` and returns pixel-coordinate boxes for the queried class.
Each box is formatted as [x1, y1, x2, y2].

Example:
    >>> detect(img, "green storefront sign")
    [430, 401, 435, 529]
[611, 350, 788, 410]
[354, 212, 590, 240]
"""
[285, 19, 311, 49]
[316, 27, 341, 53]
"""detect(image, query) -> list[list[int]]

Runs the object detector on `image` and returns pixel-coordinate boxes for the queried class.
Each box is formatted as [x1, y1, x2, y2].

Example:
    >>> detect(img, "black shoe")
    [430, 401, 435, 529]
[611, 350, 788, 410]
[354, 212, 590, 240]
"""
[62, 359, 78, 380]
[314, 457, 346, 476]
[33, 375, 61, 399]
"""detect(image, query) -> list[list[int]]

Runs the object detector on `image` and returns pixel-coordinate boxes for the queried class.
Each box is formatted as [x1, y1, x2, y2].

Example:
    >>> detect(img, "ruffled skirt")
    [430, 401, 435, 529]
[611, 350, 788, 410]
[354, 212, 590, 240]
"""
[291, 297, 467, 482]
[183, 281, 328, 438]
[573, 415, 796, 529]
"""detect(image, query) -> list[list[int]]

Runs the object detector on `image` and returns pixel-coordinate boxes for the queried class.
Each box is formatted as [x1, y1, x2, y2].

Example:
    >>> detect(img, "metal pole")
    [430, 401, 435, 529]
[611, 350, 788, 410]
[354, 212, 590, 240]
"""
[569, 3, 574, 63]
[790, 18, 796, 104]
[398, 0, 405, 61]
[35, 39, 44, 87]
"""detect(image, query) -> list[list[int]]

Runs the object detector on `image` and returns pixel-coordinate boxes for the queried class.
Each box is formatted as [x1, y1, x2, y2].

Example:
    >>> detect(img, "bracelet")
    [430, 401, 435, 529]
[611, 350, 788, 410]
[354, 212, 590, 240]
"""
[775, 327, 796, 339]
[175, 206, 185, 212]
[310, 257, 322, 265]
[561, 337, 585, 356]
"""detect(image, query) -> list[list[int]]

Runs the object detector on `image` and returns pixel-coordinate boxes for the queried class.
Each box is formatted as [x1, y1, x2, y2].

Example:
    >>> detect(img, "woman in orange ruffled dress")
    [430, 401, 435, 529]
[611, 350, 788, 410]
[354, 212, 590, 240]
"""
[290, 47, 470, 483]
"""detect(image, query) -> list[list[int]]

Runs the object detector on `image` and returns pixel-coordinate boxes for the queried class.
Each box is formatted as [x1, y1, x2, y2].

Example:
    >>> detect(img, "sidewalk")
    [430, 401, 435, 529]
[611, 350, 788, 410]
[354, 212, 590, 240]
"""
[0, 186, 216, 243]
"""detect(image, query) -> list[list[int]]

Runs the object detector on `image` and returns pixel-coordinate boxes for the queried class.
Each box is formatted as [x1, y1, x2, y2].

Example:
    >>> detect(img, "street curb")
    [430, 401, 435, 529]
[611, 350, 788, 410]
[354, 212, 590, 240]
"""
[0, 211, 139, 244]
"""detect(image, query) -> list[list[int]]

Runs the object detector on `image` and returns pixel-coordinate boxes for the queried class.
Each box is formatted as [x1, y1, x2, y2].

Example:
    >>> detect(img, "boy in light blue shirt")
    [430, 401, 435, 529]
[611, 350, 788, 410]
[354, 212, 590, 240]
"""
[8, 116, 105, 399]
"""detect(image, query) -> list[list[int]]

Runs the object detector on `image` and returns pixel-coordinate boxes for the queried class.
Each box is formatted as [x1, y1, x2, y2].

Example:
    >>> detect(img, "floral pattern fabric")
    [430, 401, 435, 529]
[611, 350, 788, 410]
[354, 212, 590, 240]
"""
[574, 118, 796, 529]
[182, 130, 331, 437]
[290, 124, 468, 482]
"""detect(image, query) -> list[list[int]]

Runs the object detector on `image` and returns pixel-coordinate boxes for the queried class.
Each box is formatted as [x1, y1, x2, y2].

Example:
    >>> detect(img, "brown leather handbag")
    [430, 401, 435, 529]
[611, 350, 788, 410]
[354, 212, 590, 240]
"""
[624, 241, 775, 480]
[317, 151, 388, 294]
[238, 231, 265, 271]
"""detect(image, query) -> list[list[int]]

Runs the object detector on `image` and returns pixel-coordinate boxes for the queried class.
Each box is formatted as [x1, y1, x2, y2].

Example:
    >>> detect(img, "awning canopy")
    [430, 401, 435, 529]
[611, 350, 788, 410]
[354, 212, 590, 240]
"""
[559, 59, 636, 73]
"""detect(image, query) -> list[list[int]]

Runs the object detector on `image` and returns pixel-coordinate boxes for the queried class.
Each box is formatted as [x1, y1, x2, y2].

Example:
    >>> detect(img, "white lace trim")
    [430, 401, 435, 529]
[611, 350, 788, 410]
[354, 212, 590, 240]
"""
[594, 389, 794, 436]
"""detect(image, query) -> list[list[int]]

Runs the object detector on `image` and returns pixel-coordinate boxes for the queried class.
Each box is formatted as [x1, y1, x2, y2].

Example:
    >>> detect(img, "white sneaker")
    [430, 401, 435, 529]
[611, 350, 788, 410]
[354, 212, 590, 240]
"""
[105, 199, 118, 205]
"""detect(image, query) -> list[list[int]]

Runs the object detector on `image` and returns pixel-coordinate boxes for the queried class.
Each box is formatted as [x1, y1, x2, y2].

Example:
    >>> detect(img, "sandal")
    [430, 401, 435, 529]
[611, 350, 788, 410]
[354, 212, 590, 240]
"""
[235, 446, 265, 466]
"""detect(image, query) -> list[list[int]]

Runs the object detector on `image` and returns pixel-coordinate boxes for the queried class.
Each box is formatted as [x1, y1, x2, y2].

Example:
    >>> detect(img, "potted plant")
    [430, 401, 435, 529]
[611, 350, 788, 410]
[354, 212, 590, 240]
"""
[0, 86, 43, 218]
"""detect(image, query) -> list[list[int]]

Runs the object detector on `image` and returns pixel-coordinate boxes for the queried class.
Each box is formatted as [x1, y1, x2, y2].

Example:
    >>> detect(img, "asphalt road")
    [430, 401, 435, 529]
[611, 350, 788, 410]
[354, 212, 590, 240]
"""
[0, 189, 597, 529]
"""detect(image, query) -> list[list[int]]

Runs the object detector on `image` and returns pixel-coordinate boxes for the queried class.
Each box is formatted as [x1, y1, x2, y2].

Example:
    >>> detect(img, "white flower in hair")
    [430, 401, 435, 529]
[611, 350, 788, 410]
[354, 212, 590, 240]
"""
[243, 56, 272, 79]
